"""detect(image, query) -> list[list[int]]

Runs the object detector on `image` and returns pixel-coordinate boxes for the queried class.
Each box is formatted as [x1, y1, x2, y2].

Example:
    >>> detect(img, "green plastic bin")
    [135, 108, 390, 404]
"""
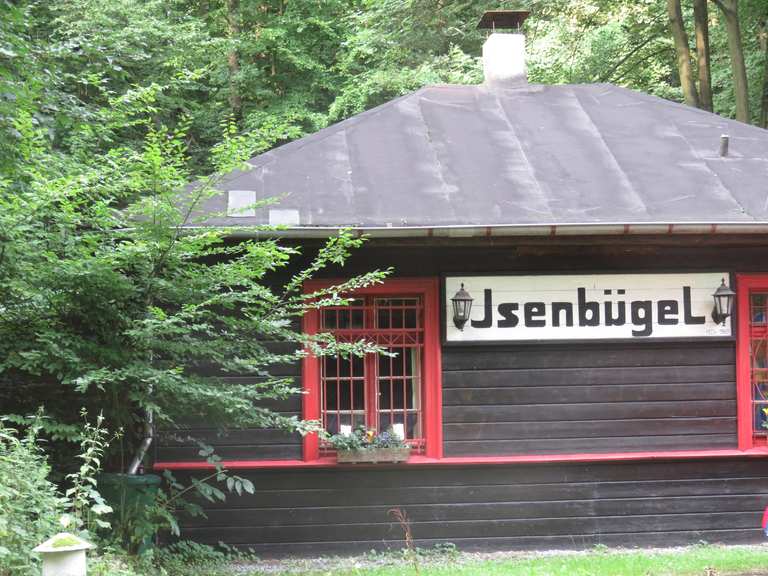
[98, 473, 162, 554]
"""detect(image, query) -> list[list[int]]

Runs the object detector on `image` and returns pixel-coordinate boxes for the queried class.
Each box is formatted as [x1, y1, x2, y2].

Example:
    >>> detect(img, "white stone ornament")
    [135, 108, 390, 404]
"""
[33, 533, 95, 576]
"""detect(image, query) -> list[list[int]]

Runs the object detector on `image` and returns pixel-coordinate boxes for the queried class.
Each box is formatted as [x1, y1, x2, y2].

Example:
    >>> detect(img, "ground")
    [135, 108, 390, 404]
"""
[229, 544, 768, 575]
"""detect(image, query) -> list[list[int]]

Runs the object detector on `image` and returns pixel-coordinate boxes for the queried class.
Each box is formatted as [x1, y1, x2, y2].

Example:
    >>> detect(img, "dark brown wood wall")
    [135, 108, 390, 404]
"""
[156, 342, 303, 461]
[158, 237, 753, 461]
[442, 341, 736, 455]
[176, 459, 768, 555]
[160, 237, 768, 552]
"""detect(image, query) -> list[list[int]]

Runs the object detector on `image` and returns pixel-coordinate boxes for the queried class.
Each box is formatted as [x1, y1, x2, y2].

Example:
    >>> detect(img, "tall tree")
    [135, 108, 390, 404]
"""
[667, 0, 699, 107]
[693, 0, 713, 111]
[226, 0, 242, 117]
[712, 0, 750, 122]
[760, 18, 768, 128]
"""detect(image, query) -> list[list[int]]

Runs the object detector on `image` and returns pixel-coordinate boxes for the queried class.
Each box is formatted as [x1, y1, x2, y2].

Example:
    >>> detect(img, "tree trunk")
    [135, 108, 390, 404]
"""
[760, 20, 768, 128]
[712, 0, 750, 122]
[693, 0, 713, 111]
[226, 0, 242, 117]
[667, 0, 699, 107]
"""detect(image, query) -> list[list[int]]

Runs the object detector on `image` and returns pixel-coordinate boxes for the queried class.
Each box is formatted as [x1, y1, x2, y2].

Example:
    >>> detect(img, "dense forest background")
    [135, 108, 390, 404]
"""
[0, 2, 767, 564]
[2, 0, 767, 183]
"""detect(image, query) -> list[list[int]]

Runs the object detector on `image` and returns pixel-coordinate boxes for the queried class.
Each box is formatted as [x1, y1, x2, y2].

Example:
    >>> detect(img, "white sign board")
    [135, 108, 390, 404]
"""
[445, 273, 732, 342]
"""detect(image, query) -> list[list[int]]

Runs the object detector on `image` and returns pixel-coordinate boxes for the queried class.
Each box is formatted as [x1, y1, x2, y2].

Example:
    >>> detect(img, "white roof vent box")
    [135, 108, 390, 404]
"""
[478, 9, 530, 89]
[227, 189, 257, 217]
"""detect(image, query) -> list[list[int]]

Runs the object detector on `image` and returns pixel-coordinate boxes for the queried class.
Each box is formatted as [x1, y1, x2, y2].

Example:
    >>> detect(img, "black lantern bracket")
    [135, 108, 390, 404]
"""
[711, 278, 735, 325]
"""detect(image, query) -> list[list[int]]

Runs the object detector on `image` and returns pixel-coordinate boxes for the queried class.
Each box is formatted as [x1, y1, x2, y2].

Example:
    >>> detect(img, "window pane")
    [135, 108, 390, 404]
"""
[753, 293, 768, 325]
[751, 318, 768, 433]
[322, 309, 337, 329]
[322, 299, 365, 330]
[321, 352, 366, 435]
[377, 347, 421, 440]
[380, 412, 420, 439]
[375, 298, 420, 330]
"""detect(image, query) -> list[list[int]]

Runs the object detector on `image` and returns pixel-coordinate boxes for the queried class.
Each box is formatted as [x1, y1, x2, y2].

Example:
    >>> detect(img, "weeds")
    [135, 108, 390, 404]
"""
[388, 508, 418, 573]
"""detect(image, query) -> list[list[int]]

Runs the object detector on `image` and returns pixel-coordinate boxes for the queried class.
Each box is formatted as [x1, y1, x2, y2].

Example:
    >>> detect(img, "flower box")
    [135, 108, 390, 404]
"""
[336, 446, 411, 464]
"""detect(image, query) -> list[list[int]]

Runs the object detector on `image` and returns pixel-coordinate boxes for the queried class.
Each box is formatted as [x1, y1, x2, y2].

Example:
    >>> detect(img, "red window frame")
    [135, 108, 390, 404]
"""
[736, 274, 768, 450]
[302, 278, 442, 461]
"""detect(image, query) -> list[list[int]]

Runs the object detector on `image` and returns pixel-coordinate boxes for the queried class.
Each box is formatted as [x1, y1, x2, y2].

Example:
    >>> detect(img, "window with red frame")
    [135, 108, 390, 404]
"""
[735, 274, 768, 450]
[745, 289, 768, 442]
[319, 296, 426, 451]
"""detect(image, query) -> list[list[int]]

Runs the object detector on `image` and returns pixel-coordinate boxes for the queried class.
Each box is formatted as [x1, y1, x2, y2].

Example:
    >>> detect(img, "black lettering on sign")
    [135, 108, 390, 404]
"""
[471, 289, 493, 329]
[683, 286, 705, 325]
[524, 302, 546, 327]
[551, 302, 573, 327]
[497, 303, 519, 328]
[631, 300, 653, 336]
[657, 300, 679, 325]
[604, 298, 626, 326]
[577, 288, 600, 326]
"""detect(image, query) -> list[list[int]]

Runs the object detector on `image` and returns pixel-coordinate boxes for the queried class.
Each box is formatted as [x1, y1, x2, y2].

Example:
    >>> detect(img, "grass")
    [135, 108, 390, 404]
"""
[246, 544, 768, 575]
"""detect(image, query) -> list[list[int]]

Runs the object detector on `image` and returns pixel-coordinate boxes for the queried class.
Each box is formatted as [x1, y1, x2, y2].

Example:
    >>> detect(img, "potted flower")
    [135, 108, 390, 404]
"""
[327, 426, 411, 464]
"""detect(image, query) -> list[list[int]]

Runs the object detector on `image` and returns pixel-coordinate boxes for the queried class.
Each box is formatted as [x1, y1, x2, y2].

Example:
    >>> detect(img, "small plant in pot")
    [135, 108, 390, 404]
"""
[327, 426, 411, 464]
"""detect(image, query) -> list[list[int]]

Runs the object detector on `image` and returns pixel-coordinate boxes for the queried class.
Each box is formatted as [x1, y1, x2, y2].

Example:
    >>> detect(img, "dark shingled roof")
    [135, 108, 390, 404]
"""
[197, 83, 768, 232]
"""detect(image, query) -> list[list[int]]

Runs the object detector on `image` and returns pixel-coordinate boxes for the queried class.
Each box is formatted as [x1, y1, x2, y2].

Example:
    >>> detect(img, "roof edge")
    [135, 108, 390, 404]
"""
[187, 222, 768, 239]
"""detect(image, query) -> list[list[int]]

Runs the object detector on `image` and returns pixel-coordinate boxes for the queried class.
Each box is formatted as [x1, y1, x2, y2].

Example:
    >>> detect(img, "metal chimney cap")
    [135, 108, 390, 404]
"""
[477, 10, 530, 30]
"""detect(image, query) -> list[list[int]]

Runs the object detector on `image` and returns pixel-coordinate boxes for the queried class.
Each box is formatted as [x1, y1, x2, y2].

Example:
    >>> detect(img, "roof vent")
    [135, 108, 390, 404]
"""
[478, 10, 530, 89]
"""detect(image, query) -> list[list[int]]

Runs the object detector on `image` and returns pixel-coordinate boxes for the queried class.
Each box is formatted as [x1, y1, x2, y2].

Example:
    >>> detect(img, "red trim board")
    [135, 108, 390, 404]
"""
[155, 447, 768, 471]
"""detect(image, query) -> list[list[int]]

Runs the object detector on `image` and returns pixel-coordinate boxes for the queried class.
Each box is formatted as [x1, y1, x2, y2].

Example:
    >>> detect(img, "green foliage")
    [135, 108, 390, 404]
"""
[0, 100, 389, 459]
[62, 411, 115, 534]
[0, 411, 121, 574]
[2, 0, 767, 564]
[0, 421, 66, 576]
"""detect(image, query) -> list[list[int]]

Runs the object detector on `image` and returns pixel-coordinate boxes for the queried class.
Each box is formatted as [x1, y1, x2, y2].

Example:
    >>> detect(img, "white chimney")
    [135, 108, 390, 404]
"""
[483, 33, 527, 88]
[478, 10, 530, 89]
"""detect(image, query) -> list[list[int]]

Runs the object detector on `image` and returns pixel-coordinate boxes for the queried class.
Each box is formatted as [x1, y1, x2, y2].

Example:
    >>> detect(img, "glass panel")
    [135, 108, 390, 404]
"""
[752, 293, 768, 325]
[750, 297, 768, 433]
[379, 413, 420, 439]
[753, 338, 768, 433]
[321, 353, 366, 435]
[375, 298, 420, 329]
[322, 309, 337, 329]
[322, 299, 365, 330]
[377, 347, 421, 439]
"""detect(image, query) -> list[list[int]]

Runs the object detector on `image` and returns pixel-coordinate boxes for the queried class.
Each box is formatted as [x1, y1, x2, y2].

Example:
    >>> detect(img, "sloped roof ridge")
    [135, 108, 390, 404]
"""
[218, 87, 436, 189]
[235, 81, 766, 181]
[594, 83, 768, 137]
[246, 87, 433, 167]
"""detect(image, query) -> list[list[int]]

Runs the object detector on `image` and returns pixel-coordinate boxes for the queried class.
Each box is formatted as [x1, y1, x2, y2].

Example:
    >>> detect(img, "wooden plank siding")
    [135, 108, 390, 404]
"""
[175, 459, 768, 555]
[442, 342, 737, 455]
[158, 239, 768, 552]
[155, 341, 304, 462]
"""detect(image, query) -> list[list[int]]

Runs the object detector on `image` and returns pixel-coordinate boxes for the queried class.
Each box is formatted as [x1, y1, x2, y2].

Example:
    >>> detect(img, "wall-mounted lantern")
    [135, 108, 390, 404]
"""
[712, 278, 735, 325]
[451, 283, 474, 330]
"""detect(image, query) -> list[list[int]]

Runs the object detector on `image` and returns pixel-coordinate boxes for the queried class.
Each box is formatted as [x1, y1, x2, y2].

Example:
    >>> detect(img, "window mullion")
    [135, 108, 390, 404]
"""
[364, 296, 378, 431]
[365, 350, 378, 431]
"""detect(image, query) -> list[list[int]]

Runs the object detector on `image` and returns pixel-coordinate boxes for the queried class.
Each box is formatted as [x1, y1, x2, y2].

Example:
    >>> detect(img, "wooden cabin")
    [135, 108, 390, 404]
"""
[154, 11, 768, 555]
